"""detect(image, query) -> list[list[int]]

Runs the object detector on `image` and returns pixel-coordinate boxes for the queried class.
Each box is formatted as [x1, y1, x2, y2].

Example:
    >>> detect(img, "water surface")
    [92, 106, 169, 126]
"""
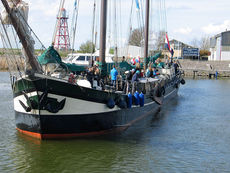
[1, 72, 230, 172]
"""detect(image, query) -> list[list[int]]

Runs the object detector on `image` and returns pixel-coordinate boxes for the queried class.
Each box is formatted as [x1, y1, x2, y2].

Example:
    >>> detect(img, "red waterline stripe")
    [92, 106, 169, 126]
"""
[16, 128, 42, 139]
[16, 126, 128, 140]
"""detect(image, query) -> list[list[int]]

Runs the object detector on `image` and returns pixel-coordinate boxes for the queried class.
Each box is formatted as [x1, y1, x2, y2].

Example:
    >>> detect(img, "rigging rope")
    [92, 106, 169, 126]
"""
[70, 0, 80, 52]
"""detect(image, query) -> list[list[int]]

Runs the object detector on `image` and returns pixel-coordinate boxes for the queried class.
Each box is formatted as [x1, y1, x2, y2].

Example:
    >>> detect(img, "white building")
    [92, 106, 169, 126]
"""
[209, 31, 230, 61]
[118, 45, 144, 58]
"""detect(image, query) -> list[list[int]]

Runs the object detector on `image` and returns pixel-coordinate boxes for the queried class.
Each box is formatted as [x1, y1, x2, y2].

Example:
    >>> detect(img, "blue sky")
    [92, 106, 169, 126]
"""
[26, 0, 230, 49]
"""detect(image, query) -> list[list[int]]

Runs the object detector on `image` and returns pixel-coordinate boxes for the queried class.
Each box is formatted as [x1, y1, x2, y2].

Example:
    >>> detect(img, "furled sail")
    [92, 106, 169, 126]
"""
[1, 0, 41, 72]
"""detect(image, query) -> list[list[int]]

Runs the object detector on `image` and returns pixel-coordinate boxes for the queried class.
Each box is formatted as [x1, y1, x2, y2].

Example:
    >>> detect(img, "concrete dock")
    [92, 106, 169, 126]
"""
[178, 60, 230, 78]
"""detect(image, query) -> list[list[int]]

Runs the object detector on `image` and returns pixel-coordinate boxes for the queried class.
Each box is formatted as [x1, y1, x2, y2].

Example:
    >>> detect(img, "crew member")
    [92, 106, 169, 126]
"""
[110, 65, 118, 88]
[124, 69, 135, 94]
[131, 70, 140, 94]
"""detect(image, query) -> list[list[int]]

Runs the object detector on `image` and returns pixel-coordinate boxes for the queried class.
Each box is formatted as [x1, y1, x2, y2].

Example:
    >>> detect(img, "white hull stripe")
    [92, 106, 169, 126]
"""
[14, 92, 121, 115]
[14, 88, 178, 115]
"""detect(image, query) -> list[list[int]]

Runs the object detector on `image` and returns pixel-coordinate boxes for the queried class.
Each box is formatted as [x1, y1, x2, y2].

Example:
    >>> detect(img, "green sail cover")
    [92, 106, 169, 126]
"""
[38, 46, 85, 72]
[144, 52, 161, 66]
[38, 46, 163, 74]
[38, 46, 62, 65]
[149, 52, 161, 63]
[106, 61, 135, 75]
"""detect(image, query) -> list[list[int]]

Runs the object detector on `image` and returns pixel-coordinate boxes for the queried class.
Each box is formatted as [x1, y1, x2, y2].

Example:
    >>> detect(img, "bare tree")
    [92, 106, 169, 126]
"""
[155, 31, 166, 50]
[190, 36, 210, 50]
[190, 38, 200, 48]
[128, 28, 144, 47]
[200, 36, 210, 50]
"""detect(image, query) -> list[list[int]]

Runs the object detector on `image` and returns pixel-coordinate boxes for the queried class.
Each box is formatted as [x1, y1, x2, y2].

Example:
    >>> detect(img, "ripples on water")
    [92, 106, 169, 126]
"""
[1, 72, 230, 172]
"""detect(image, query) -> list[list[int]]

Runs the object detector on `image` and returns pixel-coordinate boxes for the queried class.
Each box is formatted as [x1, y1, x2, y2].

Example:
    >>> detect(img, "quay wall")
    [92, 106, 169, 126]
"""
[178, 60, 230, 77]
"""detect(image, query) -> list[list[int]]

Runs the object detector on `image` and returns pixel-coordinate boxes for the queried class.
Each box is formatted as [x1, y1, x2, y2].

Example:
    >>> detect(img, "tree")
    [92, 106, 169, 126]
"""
[190, 36, 210, 50]
[200, 50, 210, 57]
[128, 28, 144, 47]
[190, 38, 200, 48]
[200, 36, 210, 50]
[155, 31, 166, 50]
[79, 41, 95, 53]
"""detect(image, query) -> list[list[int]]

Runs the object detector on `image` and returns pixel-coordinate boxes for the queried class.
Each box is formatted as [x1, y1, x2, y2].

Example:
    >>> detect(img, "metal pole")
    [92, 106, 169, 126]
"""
[99, 0, 107, 65]
[144, 0, 149, 71]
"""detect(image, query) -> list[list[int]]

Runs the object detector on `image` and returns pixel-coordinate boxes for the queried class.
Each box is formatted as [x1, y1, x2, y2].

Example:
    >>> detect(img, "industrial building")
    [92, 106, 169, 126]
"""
[209, 31, 230, 61]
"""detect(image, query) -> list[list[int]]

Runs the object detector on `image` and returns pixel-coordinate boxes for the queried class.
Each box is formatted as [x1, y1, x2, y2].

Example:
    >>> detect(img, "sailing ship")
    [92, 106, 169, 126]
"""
[0, 0, 185, 139]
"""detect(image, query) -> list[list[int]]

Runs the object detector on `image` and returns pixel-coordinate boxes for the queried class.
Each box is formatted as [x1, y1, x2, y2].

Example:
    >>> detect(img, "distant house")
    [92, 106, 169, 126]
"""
[209, 31, 230, 61]
[163, 39, 199, 59]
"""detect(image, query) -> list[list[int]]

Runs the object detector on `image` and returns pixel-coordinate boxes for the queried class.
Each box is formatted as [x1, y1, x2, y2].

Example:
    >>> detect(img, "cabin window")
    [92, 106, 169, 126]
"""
[87, 56, 91, 61]
[77, 56, 85, 61]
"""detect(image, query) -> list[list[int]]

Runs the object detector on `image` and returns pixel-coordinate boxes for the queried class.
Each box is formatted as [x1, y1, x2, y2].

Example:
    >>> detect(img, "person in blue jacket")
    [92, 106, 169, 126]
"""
[110, 65, 118, 87]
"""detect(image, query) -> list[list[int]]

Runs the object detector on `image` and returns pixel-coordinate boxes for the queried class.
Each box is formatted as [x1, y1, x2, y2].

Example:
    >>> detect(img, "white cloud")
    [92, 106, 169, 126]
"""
[174, 27, 192, 35]
[202, 20, 230, 34]
[9, 0, 230, 48]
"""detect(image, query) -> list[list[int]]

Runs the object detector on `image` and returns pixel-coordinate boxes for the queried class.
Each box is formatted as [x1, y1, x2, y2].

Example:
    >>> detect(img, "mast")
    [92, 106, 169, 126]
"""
[1, 0, 42, 72]
[99, 0, 107, 76]
[144, 0, 150, 71]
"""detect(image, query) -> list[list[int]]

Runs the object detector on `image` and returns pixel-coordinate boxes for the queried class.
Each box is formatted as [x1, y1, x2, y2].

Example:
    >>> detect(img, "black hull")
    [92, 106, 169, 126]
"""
[15, 102, 160, 139]
[14, 74, 180, 139]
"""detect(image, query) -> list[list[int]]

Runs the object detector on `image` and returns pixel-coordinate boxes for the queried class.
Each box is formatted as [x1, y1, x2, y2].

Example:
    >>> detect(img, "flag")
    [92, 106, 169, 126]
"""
[165, 32, 174, 57]
[165, 32, 171, 51]
[135, 0, 140, 10]
[74, 0, 77, 10]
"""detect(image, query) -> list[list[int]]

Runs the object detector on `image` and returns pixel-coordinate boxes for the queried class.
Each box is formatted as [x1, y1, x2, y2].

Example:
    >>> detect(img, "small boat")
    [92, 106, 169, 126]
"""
[0, 0, 185, 139]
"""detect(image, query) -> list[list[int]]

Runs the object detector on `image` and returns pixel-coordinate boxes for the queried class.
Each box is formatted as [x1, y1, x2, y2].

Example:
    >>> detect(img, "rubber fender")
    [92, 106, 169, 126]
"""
[134, 91, 140, 105]
[107, 98, 115, 109]
[127, 93, 132, 108]
[118, 98, 127, 109]
[181, 79, 186, 85]
[139, 92, 144, 107]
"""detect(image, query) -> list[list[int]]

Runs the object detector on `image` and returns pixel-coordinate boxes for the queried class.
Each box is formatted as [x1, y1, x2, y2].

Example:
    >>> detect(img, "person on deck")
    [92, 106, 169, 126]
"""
[122, 56, 125, 62]
[123, 69, 135, 94]
[135, 63, 141, 73]
[173, 60, 179, 74]
[94, 66, 100, 86]
[131, 70, 140, 94]
[86, 67, 94, 87]
[145, 66, 153, 77]
[110, 65, 118, 87]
